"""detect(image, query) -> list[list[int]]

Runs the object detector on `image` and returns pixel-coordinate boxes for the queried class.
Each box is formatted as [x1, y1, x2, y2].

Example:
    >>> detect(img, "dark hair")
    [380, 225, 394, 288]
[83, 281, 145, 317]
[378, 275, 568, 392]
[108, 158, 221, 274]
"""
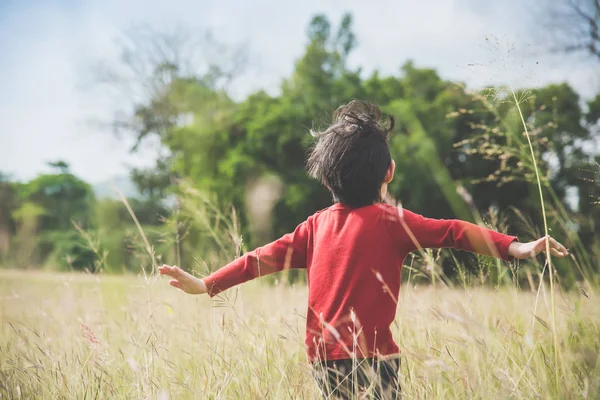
[307, 100, 394, 208]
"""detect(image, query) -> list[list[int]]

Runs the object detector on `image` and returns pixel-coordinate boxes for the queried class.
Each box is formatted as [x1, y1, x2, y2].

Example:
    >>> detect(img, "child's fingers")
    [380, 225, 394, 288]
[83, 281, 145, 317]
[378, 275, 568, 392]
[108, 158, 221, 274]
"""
[169, 279, 183, 290]
[534, 237, 568, 257]
[159, 269, 174, 277]
[550, 248, 565, 257]
[549, 237, 568, 255]
[159, 265, 182, 278]
[158, 265, 172, 274]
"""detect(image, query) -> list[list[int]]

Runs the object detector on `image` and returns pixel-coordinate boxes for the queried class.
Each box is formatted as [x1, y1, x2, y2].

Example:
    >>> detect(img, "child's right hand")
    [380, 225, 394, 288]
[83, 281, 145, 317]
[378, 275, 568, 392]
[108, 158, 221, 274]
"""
[158, 265, 208, 295]
[508, 236, 569, 259]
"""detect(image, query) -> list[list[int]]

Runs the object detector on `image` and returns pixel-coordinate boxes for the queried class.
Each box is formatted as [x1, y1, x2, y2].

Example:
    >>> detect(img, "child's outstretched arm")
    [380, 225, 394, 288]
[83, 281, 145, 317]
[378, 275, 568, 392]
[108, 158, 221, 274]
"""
[159, 219, 311, 296]
[398, 209, 568, 261]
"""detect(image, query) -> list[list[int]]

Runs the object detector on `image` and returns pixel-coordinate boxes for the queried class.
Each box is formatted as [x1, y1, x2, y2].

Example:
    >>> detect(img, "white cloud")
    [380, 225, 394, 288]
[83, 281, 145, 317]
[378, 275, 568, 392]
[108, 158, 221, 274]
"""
[0, 0, 597, 183]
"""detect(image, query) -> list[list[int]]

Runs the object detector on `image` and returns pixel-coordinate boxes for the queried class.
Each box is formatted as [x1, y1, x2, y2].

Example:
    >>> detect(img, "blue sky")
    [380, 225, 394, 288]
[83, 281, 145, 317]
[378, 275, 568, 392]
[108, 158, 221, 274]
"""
[0, 0, 598, 184]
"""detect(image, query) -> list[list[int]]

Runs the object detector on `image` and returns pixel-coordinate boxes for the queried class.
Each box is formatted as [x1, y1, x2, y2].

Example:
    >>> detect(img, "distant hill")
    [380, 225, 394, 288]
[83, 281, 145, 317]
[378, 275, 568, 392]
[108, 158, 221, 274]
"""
[93, 176, 141, 199]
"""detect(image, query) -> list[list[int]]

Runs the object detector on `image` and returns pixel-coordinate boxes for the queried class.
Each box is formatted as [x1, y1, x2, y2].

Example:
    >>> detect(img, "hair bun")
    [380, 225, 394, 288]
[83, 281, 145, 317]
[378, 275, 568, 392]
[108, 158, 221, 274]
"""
[333, 100, 394, 134]
[311, 100, 394, 139]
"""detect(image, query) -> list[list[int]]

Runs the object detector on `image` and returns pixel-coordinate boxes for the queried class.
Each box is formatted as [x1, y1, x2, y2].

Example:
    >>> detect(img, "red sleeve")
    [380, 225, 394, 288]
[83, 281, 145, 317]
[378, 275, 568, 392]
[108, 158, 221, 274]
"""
[398, 209, 518, 261]
[202, 218, 310, 297]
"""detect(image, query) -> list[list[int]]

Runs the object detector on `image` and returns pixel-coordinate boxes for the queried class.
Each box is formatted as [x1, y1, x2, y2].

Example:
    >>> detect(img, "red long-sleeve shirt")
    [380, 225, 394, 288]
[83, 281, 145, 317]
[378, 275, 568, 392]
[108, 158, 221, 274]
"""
[203, 203, 518, 362]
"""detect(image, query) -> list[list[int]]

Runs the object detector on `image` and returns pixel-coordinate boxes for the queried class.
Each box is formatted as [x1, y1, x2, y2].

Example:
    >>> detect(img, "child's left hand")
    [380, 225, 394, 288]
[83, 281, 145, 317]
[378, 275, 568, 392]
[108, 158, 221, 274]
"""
[158, 265, 208, 295]
[508, 236, 568, 259]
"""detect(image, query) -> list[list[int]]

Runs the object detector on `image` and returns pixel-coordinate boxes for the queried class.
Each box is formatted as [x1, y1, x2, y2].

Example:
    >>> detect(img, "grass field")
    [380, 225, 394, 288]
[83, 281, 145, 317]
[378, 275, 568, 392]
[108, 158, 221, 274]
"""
[0, 269, 598, 399]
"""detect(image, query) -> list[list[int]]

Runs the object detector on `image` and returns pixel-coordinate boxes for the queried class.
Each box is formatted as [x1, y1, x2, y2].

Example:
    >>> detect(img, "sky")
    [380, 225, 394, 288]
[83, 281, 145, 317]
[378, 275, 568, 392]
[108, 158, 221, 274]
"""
[0, 0, 598, 184]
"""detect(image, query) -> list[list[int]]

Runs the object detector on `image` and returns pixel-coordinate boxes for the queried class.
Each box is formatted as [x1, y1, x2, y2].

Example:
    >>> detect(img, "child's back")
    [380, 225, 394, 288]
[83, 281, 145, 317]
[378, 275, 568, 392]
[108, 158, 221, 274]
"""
[305, 200, 517, 362]
[204, 201, 516, 363]
[306, 203, 404, 362]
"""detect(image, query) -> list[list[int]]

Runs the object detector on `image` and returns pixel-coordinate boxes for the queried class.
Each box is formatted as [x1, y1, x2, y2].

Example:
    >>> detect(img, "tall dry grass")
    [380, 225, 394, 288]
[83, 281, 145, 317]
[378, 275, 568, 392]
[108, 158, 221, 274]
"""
[0, 269, 598, 399]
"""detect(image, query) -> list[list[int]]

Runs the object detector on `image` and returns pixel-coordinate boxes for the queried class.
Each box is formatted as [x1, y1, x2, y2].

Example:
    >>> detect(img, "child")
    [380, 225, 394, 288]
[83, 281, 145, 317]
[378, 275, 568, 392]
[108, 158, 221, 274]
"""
[159, 100, 568, 399]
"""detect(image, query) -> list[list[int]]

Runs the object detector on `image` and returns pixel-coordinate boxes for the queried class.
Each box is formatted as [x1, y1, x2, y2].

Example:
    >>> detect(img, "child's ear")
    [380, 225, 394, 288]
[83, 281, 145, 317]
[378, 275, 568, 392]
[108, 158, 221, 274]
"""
[384, 160, 395, 184]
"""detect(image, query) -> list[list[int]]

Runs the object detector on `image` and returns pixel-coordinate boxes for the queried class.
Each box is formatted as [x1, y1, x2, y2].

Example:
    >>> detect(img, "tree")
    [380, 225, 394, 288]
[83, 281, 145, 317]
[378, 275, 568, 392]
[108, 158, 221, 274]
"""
[540, 0, 600, 62]
[0, 173, 19, 262]
[19, 163, 94, 231]
[48, 160, 70, 174]
[90, 25, 249, 199]
[14, 165, 96, 269]
[78, 12, 599, 285]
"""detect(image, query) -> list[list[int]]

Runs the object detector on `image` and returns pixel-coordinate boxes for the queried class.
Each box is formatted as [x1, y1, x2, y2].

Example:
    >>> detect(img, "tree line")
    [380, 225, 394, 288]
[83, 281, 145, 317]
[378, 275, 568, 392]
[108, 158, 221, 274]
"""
[1, 13, 599, 288]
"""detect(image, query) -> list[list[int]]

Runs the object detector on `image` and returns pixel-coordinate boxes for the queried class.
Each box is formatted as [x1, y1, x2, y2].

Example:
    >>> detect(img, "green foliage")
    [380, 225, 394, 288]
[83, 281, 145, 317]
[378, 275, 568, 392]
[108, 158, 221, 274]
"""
[587, 93, 600, 124]
[0, 162, 174, 272]
[42, 230, 96, 272]
[1, 14, 600, 288]
[17, 164, 94, 231]
[90, 198, 172, 274]
[1, 163, 96, 268]
[115, 13, 598, 287]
